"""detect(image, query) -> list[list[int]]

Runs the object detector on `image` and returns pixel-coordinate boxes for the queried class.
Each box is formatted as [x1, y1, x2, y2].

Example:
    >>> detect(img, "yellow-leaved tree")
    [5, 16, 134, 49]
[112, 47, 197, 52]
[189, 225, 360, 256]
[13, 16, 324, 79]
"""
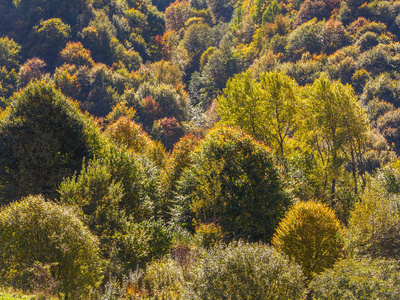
[272, 200, 344, 281]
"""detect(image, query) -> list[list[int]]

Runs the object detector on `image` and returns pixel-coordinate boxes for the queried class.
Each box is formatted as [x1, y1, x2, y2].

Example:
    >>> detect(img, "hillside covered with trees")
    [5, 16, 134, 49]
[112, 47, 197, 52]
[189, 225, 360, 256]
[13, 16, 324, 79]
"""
[1, 0, 400, 299]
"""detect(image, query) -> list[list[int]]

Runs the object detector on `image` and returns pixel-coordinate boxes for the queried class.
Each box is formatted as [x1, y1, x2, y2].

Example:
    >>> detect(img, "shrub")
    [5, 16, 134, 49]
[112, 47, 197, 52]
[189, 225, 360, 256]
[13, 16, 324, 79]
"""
[311, 258, 400, 300]
[114, 221, 173, 273]
[142, 258, 184, 299]
[194, 222, 224, 248]
[0, 195, 102, 298]
[184, 241, 305, 299]
[272, 200, 344, 281]
[159, 135, 200, 221]
[59, 146, 158, 225]
[58, 157, 129, 257]
[137, 82, 189, 123]
[136, 221, 173, 261]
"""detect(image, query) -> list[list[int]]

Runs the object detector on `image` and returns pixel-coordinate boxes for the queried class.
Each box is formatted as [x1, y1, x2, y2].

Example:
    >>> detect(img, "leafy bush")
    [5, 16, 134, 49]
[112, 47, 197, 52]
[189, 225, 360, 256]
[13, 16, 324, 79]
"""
[58, 156, 128, 257]
[114, 221, 173, 273]
[356, 31, 380, 52]
[194, 222, 224, 248]
[142, 258, 184, 299]
[137, 220, 173, 261]
[0, 195, 102, 298]
[137, 82, 189, 123]
[311, 258, 400, 300]
[272, 200, 344, 281]
[184, 241, 305, 299]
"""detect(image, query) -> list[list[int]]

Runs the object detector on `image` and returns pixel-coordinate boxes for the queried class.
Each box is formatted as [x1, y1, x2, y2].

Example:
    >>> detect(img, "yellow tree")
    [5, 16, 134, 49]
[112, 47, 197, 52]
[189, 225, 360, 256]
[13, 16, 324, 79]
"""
[300, 75, 369, 201]
[272, 200, 344, 281]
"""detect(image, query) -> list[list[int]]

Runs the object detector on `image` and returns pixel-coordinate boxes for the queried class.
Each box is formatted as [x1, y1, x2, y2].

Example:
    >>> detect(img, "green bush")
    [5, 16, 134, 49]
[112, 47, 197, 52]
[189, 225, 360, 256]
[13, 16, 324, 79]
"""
[360, 73, 400, 107]
[311, 258, 400, 300]
[115, 221, 173, 272]
[356, 31, 379, 52]
[136, 220, 173, 261]
[357, 43, 400, 76]
[184, 241, 305, 299]
[0, 195, 103, 298]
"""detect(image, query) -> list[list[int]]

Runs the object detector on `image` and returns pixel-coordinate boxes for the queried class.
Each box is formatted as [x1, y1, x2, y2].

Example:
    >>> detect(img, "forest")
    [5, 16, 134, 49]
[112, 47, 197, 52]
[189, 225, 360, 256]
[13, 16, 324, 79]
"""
[1, 0, 400, 299]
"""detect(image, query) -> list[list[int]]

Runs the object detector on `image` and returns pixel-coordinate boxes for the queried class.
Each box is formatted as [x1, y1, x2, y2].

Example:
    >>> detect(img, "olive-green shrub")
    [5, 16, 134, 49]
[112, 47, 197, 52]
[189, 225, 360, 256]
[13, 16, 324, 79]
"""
[0, 195, 103, 298]
[184, 241, 305, 299]
[311, 258, 400, 300]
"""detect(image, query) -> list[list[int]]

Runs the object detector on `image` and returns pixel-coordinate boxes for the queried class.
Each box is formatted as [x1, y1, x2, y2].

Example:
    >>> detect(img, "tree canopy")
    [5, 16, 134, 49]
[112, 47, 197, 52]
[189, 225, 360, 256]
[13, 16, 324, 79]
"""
[0, 79, 102, 203]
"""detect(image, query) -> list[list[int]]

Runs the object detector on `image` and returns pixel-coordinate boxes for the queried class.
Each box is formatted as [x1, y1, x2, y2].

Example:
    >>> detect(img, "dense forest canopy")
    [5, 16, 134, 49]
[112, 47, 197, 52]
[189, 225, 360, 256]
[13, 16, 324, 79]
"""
[1, 0, 400, 299]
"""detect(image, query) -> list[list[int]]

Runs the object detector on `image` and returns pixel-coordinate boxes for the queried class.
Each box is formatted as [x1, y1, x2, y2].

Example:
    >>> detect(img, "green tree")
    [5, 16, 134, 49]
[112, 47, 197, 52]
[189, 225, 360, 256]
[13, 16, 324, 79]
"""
[58, 157, 128, 257]
[0, 79, 102, 203]
[218, 70, 300, 157]
[206, 0, 234, 22]
[262, 0, 281, 24]
[174, 126, 291, 241]
[0, 37, 21, 71]
[29, 18, 71, 67]
[301, 74, 369, 201]
[272, 200, 344, 281]
[0, 37, 21, 103]
[160, 135, 200, 221]
[346, 163, 400, 260]
[286, 19, 324, 60]
[181, 22, 211, 73]
[59, 146, 159, 224]
[0, 195, 103, 298]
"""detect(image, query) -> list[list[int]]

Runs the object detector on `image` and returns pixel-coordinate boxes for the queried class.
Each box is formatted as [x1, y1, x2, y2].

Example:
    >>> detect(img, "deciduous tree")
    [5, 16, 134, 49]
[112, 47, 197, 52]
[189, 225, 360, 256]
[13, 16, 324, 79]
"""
[272, 200, 344, 281]
[0, 79, 102, 203]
